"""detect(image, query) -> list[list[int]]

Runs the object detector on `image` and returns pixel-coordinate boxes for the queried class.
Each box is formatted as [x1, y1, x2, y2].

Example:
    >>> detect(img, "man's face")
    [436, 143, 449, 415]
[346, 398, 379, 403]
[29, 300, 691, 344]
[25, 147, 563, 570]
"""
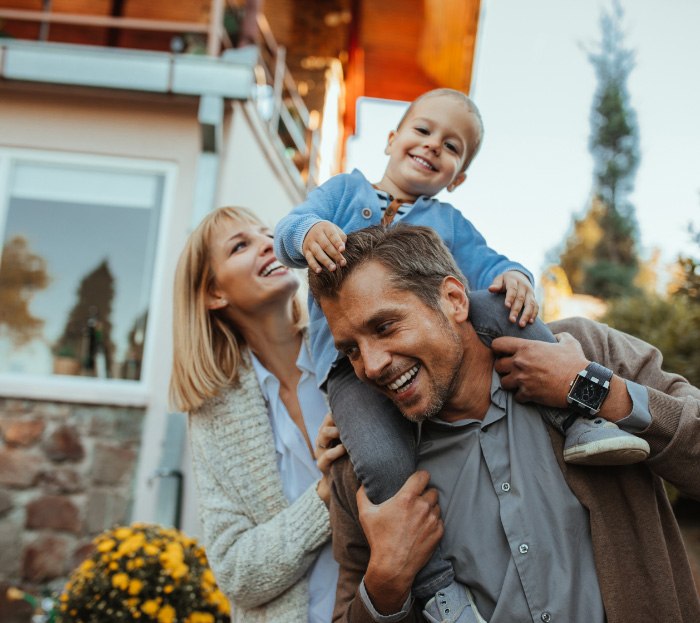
[320, 261, 466, 422]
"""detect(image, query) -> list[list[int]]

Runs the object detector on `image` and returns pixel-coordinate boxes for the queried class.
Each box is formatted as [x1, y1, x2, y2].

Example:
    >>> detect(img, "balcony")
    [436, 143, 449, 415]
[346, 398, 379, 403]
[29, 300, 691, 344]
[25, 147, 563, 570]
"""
[0, 0, 337, 189]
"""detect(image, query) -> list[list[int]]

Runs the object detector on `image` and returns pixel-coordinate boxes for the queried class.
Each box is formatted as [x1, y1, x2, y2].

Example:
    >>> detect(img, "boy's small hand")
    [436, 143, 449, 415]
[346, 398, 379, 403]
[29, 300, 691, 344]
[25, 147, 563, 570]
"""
[303, 220, 348, 273]
[488, 270, 539, 327]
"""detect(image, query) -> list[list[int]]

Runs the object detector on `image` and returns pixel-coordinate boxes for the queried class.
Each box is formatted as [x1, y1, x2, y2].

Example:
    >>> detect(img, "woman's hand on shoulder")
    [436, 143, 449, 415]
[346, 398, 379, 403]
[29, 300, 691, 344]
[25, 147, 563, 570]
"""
[315, 412, 346, 507]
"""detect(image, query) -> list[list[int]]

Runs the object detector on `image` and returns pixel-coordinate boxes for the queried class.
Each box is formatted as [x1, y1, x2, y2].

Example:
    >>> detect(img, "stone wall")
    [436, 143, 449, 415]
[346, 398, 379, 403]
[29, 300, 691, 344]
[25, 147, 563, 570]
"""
[0, 397, 145, 622]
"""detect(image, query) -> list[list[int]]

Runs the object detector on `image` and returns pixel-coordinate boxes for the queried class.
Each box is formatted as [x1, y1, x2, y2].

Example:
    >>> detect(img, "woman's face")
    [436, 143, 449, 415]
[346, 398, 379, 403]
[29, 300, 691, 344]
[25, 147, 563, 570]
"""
[206, 218, 299, 317]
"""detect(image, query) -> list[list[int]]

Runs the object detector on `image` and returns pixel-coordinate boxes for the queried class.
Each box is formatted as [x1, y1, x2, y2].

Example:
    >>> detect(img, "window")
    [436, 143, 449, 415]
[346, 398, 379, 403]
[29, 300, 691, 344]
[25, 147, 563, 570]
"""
[0, 150, 173, 395]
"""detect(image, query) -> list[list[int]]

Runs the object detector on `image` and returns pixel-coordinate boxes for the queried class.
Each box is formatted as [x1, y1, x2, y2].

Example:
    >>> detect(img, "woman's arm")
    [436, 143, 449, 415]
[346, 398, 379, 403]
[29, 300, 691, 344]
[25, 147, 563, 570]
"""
[189, 406, 331, 609]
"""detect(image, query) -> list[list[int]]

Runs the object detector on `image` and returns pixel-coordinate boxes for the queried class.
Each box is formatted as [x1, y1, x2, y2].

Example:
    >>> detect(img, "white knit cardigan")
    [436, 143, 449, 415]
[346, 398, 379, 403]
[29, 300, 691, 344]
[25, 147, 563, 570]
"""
[188, 353, 332, 622]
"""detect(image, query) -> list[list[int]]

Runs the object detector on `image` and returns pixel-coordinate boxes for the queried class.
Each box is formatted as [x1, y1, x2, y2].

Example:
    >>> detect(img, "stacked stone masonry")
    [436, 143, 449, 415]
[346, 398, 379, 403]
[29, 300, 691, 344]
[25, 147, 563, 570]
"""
[0, 398, 145, 622]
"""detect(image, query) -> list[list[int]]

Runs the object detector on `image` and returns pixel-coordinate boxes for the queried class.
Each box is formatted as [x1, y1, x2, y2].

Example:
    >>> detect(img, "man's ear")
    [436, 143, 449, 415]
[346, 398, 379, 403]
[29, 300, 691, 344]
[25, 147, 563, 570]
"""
[384, 130, 397, 156]
[206, 289, 228, 310]
[441, 276, 469, 322]
[447, 172, 467, 193]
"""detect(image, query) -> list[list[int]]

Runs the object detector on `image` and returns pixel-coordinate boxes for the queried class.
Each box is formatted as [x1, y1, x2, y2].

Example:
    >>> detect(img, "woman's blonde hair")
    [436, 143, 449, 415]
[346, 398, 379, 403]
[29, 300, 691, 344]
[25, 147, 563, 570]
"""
[169, 206, 304, 412]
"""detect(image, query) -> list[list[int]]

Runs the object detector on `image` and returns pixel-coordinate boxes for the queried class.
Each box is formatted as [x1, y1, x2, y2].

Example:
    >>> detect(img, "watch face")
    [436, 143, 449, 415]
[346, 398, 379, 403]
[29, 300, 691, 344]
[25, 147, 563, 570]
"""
[569, 376, 606, 410]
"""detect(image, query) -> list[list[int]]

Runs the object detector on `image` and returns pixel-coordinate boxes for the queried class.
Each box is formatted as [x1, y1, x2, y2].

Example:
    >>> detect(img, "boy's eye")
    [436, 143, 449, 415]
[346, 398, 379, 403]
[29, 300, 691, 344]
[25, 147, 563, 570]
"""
[445, 142, 459, 153]
[415, 127, 429, 135]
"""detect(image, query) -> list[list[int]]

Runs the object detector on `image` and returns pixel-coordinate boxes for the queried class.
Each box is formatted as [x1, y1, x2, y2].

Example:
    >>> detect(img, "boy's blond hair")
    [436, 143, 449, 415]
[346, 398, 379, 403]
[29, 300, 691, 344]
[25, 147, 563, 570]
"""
[397, 88, 484, 170]
[169, 206, 304, 412]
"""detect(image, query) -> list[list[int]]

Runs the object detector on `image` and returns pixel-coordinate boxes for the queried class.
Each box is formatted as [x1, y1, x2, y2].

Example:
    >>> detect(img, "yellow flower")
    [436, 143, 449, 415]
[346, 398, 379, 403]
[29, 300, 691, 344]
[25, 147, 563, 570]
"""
[128, 578, 143, 595]
[141, 599, 160, 616]
[163, 585, 174, 594]
[111, 572, 129, 591]
[186, 613, 215, 623]
[118, 532, 146, 557]
[157, 604, 176, 623]
[207, 589, 230, 615]
[114, 526, 133, 540]
[144, 544, 160, 557]
[201, 569, 216, 588]
[97, 538, 116, 553]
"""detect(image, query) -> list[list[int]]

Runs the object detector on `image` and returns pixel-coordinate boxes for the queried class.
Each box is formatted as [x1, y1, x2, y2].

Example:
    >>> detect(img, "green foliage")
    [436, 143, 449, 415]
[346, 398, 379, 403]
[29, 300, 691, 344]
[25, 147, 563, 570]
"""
[601, 292, 700, 387]
[601, 225, 700, 387]
[559, 0, 640, 299]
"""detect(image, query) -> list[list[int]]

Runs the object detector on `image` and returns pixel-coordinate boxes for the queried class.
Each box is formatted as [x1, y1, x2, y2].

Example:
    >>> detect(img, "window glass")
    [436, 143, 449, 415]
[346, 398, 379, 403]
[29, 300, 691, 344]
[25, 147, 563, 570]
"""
[0, 156, 164, 380]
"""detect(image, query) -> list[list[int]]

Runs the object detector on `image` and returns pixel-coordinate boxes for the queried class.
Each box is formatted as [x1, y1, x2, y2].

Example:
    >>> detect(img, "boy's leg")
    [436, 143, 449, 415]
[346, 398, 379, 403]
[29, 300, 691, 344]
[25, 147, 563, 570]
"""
[326, 358, 455, 598]
[469, 290, 649, 465]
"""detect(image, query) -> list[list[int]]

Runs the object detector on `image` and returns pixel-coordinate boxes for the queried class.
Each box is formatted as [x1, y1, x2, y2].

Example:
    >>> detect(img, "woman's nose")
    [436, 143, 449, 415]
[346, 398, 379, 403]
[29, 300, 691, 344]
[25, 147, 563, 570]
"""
[257, 234, 274, 255]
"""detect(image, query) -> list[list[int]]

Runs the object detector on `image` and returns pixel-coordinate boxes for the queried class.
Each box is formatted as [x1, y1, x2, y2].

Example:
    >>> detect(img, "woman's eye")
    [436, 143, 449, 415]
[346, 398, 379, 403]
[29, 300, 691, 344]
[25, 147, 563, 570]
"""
[231, 241, 247, 253]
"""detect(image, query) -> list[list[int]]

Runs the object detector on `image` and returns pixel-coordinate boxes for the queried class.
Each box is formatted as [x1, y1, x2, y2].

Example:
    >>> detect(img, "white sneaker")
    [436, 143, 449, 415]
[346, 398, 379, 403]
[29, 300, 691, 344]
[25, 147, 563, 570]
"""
[563, 416, 649, 465]
[422, 581, 487, 623]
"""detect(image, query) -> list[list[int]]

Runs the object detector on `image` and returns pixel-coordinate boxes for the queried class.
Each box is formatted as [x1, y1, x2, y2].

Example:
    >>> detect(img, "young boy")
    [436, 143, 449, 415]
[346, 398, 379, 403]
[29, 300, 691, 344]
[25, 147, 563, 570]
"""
[274, 89, 649, 622]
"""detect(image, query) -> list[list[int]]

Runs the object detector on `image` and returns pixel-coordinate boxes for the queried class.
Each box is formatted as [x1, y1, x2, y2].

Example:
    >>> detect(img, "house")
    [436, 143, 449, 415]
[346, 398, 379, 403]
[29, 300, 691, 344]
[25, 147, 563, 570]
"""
[0, 0, 481, 609]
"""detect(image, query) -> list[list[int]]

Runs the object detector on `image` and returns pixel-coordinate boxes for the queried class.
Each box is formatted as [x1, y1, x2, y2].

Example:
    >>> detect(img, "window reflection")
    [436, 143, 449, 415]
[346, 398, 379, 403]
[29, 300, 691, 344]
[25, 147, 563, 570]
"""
[0, 157, 164, 381]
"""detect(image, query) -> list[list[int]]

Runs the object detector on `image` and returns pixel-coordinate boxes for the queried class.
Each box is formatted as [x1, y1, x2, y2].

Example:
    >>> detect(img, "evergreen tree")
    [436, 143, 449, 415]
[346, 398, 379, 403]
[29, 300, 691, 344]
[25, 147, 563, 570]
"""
[55, 259, 115, 375]
[559, 0, 640, 298]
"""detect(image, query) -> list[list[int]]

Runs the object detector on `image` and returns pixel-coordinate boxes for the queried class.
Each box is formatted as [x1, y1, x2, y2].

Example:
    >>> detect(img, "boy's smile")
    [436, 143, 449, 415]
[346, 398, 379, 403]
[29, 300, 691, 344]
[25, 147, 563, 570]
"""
[378, 94, 482, 201]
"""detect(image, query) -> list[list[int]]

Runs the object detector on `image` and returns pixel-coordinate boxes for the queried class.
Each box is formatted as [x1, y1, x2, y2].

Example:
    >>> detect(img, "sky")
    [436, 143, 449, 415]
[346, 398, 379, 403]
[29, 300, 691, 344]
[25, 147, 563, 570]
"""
[346, 0, 700, 288]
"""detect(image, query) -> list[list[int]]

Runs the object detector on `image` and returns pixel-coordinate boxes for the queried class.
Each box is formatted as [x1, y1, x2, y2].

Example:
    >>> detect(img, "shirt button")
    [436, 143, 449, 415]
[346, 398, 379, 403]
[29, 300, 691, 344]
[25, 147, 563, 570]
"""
[541, 612, 551, 622]
[501, 482, 511, 492]
[361, 208, 372, 218]
[518, 543, 529, 554]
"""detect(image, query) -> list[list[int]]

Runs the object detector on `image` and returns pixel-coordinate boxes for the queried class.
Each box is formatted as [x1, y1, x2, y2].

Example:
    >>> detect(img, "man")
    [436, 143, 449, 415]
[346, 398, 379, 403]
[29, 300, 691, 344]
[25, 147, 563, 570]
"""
[307, 224, 700, 623]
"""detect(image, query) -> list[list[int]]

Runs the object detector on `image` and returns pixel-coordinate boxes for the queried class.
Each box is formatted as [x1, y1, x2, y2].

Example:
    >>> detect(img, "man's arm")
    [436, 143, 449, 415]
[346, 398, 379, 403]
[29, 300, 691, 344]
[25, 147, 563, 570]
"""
[330, 457, 435, 623]
[492, 316, 700, 500]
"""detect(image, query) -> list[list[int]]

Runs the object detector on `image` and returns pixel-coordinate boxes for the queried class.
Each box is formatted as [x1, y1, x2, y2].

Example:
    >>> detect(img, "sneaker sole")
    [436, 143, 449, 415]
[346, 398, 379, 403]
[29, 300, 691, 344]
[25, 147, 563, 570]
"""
[564, 437, 650, 466]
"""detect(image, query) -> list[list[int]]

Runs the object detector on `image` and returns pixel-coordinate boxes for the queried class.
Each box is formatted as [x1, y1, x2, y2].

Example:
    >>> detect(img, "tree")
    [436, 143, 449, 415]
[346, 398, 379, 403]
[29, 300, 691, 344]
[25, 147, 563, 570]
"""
[55, 259, 115, 375]
[602, 224, 700, 387]
[0, 235, 51, 347]
[559, 0, 640, 299]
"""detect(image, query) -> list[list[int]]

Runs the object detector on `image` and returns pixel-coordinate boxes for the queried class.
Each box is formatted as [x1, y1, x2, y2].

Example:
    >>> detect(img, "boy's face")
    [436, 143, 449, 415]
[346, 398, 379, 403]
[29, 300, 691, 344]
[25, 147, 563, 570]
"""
[383, 95, 481, 200]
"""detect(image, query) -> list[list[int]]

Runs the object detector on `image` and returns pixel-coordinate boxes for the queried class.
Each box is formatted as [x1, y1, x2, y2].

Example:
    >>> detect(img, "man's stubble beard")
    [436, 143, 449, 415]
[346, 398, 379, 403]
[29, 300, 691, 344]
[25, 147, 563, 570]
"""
[396, 321, 464, 424]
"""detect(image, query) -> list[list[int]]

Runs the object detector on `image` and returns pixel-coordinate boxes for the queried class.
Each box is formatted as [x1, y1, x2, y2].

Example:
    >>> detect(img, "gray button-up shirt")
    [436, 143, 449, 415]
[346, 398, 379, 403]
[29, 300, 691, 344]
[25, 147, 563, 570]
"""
[359, 371, 651, 622]
[416, 370, 606, 623]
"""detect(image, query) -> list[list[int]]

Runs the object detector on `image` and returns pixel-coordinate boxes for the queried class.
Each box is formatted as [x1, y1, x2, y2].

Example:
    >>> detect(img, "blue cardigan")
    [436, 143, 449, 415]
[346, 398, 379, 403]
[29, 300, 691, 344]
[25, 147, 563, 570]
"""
[274, 169, 533, 385]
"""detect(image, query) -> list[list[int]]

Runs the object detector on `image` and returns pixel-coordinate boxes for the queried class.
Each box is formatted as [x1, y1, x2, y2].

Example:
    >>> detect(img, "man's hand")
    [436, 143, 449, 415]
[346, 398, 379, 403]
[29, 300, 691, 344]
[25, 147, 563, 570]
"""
[303, 220, 347, 273]
[488, 270, 539, 326]
[492, 332, 588, 406]
[359, 471, 443, 615]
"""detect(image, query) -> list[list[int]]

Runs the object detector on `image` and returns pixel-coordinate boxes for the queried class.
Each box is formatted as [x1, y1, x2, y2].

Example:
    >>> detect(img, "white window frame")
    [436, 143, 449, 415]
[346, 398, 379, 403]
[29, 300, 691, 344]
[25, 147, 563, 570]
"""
[0, 147, 177, 406]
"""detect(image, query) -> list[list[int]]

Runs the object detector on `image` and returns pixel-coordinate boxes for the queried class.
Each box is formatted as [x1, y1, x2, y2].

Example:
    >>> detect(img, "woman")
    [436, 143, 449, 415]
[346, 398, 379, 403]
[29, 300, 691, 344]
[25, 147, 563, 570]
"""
[169, 206, 345, 622]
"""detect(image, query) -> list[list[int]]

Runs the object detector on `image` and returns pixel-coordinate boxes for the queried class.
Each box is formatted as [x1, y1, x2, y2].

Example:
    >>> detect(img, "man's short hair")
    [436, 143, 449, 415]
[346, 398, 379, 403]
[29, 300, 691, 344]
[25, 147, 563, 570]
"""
[308, 224, 468, 309]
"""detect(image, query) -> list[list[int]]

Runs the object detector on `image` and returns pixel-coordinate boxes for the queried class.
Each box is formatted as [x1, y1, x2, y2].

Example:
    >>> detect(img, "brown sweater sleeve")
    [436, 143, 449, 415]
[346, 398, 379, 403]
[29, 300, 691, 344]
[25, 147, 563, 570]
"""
[331, 457, 421, 623]
[549, 316, 700, 500]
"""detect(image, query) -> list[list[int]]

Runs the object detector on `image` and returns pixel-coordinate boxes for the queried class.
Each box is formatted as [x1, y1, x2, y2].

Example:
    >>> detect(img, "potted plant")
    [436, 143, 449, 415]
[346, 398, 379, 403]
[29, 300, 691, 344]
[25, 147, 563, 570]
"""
[59, 523, 231, 623]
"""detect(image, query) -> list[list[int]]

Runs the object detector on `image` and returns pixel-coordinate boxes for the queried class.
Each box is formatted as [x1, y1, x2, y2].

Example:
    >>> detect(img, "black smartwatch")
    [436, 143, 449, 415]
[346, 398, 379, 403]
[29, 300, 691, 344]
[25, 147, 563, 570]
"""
[566, 362, 613, 416]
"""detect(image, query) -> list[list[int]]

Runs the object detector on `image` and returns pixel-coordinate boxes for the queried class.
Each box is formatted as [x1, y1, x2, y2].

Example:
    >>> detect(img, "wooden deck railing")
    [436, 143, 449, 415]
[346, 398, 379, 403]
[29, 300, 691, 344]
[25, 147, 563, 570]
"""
[0, 0, 326, 188]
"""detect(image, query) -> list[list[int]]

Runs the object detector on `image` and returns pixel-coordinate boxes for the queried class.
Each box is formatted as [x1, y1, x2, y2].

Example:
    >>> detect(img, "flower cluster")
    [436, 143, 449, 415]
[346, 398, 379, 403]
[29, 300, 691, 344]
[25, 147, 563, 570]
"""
[59, 523, 231, 623]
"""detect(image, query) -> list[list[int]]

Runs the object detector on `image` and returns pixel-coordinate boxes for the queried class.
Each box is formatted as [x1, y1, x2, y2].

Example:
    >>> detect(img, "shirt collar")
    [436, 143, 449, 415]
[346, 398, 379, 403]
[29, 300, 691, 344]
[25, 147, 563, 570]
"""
[421, 367, 508, 432]
[249, 339, 313, 402]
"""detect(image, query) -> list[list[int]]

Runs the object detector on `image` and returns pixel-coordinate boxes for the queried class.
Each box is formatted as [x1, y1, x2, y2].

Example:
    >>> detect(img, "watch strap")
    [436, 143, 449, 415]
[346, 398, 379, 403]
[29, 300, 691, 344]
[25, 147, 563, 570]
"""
[581, 362, 613, 387]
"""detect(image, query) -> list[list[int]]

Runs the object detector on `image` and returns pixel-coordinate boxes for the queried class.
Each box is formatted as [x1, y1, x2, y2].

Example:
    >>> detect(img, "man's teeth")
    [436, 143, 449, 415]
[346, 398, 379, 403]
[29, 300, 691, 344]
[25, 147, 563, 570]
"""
[261, 261, 284, 276]
[387, 365, 419, 392]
